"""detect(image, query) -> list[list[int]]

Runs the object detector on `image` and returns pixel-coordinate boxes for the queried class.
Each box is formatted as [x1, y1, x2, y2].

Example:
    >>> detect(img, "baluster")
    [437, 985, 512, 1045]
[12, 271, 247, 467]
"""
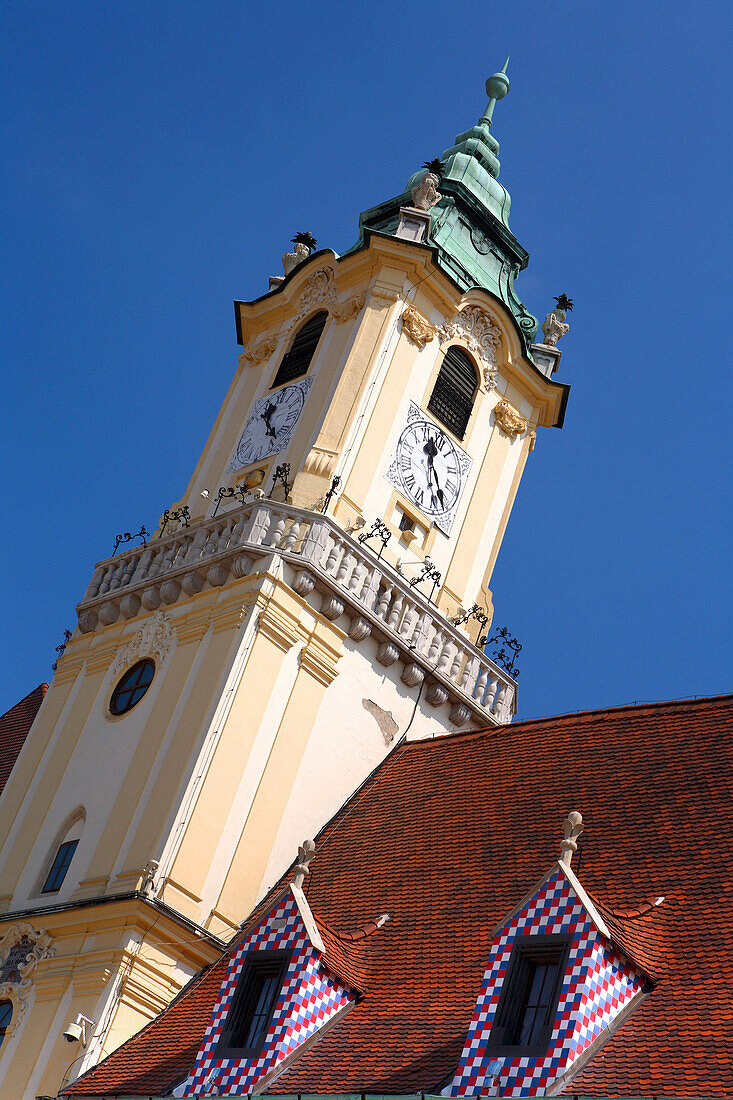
[230, 510, 249, 545]
[282, 519, 302, 552]
[134, 547, 154, 582]
[217, 519, 233, 553]
[409, 611, 430, 651]
[323, 538, 340, 576]
[269, 514, 287, 548]
[401, 603, 417, 638]
[494, 682, 510, 720]
[83, 565, 106, 602]
[485, 676, 499, 710]
[436, 638, 453, 675]
[388, 593, 404, 632]
[460, 655, 478, 692]
[335, 549, 353, 587]
[360, 564, 381, 609]
[427, 628, 444, 664]
[449, 645, 463, 682]
[348, 560, 363, 594]
[473, 665, 490, 702]
[376, 584, 393, 621]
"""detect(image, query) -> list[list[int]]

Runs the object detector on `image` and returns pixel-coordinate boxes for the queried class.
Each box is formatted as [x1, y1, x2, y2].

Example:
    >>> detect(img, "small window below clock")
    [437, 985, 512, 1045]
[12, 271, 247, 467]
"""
[427, 346, 478, 440]
[110, 659, 155, 716]
[487, 933, 570, 1056]
[271, 311, 327, 388]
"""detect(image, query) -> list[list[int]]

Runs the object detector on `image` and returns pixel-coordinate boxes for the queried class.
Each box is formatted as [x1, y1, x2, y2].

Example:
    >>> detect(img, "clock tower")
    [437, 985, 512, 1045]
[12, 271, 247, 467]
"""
[0, 65, 570, 1098]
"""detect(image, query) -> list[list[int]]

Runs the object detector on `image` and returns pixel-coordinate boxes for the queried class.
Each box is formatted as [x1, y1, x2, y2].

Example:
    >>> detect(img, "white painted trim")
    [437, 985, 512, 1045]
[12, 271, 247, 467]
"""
[289, 883, 325, 953]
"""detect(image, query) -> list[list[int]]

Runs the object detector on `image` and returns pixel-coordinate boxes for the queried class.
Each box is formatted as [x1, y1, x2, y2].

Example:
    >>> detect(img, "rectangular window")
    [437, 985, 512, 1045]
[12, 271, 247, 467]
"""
[42, 839, 79, 893]
[216, 949, 292, 1058]
[487, 933, 570, 1057]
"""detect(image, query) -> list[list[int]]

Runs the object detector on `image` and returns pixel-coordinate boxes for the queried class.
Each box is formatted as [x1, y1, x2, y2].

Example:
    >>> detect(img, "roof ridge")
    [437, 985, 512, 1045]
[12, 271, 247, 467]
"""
[399, 690, 733, 752]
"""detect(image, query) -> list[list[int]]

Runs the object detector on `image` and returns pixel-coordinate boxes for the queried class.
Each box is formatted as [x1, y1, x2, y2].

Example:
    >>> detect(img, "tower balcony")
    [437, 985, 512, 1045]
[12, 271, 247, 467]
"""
[76, 501, 517, 726]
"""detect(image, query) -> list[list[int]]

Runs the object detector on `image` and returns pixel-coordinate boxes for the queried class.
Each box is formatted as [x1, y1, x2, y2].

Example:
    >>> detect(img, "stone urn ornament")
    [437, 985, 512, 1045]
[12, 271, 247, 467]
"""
[282, 231, 318, 276]
[540, 293, 573, 346]
[411, 158, 444, 212]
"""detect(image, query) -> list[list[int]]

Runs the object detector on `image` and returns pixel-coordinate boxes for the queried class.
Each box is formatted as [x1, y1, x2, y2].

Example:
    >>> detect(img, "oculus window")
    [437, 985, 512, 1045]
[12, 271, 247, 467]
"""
[217, 949, 292, 1058]
[427, 346, 478, 440]
[42, 839, 79, 893]
[110, 659, 155, 716]
[271, 311, 327, 388]
[488, 933, 570, 1056]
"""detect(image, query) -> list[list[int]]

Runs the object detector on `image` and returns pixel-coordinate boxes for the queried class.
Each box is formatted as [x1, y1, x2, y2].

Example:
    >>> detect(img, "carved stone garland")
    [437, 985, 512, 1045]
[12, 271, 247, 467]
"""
[109, 610, 176, 677]
[436, 305, 502, 390]
[401, 305, 435, 348]
[242, 337, 278, 366]
[493, 399, 528, 438]
[0, 924, 55, 1036]
[296, 265, 338, 319]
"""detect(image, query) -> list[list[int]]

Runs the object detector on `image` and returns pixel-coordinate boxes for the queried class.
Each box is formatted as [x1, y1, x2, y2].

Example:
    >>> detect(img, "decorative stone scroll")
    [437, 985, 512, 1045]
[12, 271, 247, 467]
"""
[332, 294, 365, 323]
[0, 923, 55, 1036]
[298, 266, 338, 317]
[437, 305, 502, 363]
[401, 305, 435, 348]
[109, 610, 176, 677]
[493, 399, 528, 439]
[242, 337, 278, 366]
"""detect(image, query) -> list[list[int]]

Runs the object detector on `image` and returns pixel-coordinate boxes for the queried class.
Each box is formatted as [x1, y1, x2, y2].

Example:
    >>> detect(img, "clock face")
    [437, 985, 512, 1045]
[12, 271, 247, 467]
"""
[229, 378, 312, 471]
[386, 403, 472, 535]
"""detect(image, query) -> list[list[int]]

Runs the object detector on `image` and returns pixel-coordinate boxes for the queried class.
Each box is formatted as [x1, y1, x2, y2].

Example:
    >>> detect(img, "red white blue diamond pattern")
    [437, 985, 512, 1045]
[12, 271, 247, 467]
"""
[185, 892, 352, 1096]
[449, 869, 643, 1095]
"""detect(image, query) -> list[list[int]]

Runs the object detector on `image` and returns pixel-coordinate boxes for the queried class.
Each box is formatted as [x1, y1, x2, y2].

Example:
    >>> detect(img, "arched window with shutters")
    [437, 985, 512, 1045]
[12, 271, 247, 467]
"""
[427, 346, 479, 440]
[271, 311, 328, 388]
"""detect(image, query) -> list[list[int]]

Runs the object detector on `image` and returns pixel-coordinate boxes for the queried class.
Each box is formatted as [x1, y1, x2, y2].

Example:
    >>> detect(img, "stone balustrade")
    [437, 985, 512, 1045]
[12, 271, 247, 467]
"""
[76, 501, 517, 725]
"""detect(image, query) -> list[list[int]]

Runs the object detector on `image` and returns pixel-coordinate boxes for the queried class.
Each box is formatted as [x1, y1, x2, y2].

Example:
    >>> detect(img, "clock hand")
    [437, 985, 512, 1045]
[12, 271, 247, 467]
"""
[260, 402, 277, 438]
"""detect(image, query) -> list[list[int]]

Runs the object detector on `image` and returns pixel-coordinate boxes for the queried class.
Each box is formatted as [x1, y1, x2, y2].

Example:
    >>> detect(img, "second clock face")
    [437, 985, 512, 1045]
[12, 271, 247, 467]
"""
[228, 378, 312, 471]
[386, 403, 472, 535]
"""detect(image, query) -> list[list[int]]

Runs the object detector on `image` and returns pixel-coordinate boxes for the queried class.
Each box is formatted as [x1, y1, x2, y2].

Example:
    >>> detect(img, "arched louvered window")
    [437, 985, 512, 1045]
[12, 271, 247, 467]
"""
[271, 311, 328, 388]
[427, 346, 479, 440]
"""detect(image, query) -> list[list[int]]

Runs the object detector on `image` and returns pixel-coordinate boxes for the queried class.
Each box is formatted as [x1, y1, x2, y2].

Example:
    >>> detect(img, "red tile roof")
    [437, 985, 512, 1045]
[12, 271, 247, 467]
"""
[0, 684, 47, 796]
[68, 693, 733, 1096]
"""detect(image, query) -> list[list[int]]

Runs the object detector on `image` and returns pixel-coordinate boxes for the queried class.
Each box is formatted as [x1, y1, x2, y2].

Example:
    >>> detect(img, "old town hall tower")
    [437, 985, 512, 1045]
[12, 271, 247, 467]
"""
[0, 65, 570, 1098]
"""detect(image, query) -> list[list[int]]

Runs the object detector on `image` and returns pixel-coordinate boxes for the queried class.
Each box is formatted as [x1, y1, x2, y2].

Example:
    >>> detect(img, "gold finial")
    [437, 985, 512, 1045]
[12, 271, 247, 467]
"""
[559, 810, 584, 867]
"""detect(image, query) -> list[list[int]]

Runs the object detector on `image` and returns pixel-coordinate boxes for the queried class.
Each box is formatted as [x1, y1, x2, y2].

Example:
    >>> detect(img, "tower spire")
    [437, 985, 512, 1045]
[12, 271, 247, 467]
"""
[479, 57, 510, 128]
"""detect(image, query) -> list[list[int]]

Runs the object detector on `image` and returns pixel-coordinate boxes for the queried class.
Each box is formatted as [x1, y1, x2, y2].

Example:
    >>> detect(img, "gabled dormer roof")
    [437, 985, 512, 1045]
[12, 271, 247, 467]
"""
[67, 693, 733, 1098]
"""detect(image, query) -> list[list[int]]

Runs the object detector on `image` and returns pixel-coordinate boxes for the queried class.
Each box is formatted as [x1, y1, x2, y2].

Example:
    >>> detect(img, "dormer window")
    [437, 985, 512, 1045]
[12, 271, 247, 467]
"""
[271, 311, 328, 388]
[216, 949, 292, 1058]
[427, 346, 478, 440]
[488, 934, 570, 1055]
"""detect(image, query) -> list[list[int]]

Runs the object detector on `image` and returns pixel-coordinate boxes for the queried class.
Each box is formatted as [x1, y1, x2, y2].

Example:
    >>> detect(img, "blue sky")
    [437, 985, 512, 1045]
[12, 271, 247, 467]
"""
[2, 1, 731, 720]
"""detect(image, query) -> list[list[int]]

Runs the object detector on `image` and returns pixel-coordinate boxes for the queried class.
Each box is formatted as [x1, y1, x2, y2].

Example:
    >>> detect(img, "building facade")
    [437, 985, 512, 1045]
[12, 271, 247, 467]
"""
[0, 65, 569, 1098]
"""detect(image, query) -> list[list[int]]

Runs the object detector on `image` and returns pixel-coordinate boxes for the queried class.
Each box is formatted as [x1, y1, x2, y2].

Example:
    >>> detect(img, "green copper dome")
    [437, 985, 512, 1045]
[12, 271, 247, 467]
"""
[356, 61, 539, 350]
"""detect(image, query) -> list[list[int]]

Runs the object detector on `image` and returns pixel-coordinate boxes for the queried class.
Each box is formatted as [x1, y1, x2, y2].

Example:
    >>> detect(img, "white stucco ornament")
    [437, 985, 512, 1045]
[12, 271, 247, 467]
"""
[0, 924, 55, 1036]
[437, 305, 502, 366]
[282, 240, 311, 276]
[109, 610, 175, 677]
[540, 295, 573, 347]
[298, 266, 338, 317]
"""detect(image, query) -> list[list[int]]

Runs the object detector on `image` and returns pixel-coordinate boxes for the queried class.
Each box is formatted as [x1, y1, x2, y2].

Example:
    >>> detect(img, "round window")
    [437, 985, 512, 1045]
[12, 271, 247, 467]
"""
[110, 659, 155, 716]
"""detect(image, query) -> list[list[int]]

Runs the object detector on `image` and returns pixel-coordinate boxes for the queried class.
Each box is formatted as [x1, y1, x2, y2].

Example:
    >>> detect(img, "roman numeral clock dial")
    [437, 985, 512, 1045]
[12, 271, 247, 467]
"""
[229, 378, 313, 471]
[386, 402, 472, 535]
